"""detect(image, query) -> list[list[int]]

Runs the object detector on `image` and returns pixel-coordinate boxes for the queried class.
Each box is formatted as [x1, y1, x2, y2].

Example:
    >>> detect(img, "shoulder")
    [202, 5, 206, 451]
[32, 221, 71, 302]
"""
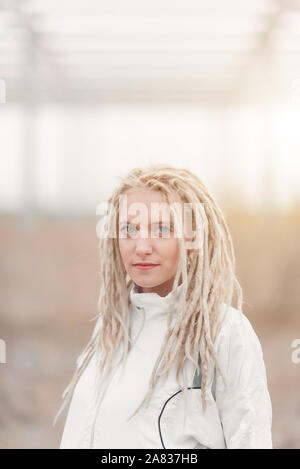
[214, 303, 264, 369]
[75, 315, 103, 368]
[217, 302, 262, 343]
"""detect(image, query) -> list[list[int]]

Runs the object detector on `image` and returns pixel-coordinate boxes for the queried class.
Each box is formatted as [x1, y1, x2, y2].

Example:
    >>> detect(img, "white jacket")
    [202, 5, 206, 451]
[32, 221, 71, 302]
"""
[59, 283, 273, 449]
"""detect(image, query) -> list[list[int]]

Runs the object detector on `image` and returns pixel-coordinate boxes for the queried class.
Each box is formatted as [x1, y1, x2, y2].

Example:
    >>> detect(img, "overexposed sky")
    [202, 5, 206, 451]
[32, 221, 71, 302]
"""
[0, 102, 299, 214]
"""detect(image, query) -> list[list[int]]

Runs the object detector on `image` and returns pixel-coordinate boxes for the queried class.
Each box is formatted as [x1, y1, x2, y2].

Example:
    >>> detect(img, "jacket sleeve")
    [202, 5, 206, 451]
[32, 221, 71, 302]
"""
[60, 316, 103, 448]
[214, 309, 273, 449]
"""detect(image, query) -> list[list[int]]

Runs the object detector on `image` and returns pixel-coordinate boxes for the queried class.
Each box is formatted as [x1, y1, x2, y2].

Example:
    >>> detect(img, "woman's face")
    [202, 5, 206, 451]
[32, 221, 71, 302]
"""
[118, 188, 180, 297]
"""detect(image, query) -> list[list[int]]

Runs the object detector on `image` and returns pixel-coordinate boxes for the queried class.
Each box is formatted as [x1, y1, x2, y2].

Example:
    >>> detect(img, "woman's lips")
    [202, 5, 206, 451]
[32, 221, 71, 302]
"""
[133, 264, 158, 270]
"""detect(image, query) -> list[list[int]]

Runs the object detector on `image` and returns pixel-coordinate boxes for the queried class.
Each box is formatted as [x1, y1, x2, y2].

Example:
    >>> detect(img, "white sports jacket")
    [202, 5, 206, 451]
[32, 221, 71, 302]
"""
[59, 283, 273, 449]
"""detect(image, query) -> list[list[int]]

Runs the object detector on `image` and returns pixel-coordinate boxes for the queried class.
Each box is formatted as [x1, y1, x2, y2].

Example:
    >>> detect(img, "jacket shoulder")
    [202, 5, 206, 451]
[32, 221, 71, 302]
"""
[218, 302, 260, 338]
[215, 302, 264, 364]
[75, 315, 103, 369]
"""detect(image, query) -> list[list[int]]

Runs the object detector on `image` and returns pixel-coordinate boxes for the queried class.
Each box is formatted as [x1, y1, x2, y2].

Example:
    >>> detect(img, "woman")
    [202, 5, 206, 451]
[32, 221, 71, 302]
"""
[55, 164, 273, 449]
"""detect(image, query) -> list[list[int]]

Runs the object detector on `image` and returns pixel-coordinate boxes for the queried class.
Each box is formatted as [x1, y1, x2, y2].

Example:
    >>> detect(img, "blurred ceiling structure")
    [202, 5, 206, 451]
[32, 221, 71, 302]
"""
[0, 0, 300, 106]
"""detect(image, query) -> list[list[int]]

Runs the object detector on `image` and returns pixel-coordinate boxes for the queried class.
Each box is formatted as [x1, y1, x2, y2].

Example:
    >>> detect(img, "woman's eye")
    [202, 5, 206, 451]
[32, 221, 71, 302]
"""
[158, 225, 170, 234]
[127, 225, 135, 233]
[120, 224, 171, 236]
[121, 224, 137, 235]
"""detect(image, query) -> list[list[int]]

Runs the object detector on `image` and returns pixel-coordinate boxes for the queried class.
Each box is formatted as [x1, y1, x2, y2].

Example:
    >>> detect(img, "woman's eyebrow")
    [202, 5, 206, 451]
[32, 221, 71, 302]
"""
[119, 220, 173, 226]
[151, 220, 173, 225]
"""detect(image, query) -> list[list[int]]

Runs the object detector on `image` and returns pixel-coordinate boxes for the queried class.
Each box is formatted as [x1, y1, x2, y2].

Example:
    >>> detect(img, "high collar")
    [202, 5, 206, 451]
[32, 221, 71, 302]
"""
[129, 282, 184, 320]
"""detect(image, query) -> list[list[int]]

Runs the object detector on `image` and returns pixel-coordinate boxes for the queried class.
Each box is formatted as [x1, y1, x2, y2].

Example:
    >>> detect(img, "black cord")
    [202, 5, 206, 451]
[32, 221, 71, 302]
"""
[158, 386, 202, 449]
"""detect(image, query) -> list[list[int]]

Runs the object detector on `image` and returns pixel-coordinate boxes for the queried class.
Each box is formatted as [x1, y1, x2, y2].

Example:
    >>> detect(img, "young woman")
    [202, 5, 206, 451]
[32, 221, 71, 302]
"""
[55, 164, 273, 449]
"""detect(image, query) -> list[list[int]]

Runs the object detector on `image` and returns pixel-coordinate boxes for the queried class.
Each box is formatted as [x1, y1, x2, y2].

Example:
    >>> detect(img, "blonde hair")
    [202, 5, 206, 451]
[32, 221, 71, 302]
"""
[53, 164, 243, 443]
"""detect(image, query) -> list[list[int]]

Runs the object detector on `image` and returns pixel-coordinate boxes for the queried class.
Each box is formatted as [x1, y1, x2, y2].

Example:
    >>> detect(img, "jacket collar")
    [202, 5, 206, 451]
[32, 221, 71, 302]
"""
[129, 282, 184, 320]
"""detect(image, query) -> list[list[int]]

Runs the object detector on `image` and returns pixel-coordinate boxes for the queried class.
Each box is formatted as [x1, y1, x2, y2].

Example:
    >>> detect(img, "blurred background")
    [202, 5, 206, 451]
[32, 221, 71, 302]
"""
[0, 0, 299, 449]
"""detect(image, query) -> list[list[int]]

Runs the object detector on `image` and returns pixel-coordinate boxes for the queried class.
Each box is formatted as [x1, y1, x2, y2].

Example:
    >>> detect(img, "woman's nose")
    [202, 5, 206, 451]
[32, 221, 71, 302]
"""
[135, 237, 153, 255]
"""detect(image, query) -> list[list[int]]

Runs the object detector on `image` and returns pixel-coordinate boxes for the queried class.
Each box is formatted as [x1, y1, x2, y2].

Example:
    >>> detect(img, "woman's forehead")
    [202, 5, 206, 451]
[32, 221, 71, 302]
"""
[123, 187, 166, 202]
[119, 188, 182, 220]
